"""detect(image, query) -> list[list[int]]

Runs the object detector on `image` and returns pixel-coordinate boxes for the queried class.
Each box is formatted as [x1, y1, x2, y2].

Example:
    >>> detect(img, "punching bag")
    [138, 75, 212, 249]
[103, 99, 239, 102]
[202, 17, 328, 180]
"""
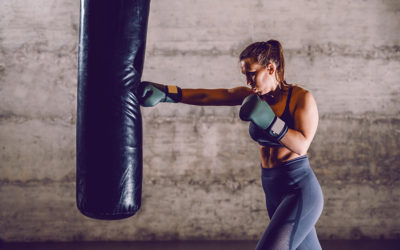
[76, 0, 150, 220]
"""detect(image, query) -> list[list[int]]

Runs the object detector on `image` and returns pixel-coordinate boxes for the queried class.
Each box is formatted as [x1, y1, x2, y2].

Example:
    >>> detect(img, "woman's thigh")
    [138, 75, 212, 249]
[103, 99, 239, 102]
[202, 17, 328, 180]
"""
[256, 188, 323, 250]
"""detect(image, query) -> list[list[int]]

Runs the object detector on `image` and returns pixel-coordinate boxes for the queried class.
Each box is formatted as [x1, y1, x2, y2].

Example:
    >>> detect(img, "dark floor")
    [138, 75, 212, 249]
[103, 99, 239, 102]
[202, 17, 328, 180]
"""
[1, 240, 399, 250]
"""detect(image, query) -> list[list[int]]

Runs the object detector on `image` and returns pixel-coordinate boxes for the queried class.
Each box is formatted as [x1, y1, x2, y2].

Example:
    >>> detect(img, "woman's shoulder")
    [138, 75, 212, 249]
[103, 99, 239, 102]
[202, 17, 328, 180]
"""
[288, 84, 313, 100]
[288, 83, 308, 94]
[288, 84, 316, 110]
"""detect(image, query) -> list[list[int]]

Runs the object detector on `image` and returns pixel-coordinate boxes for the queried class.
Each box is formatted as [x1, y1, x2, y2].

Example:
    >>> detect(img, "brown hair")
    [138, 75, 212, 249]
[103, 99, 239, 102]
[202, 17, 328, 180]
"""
[239, 40, 285, 84]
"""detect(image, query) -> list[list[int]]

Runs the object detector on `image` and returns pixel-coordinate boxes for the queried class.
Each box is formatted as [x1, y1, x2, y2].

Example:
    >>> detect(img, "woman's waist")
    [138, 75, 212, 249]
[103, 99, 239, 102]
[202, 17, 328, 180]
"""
[261, 155, 312, 180]
[259, 147, 303, 168]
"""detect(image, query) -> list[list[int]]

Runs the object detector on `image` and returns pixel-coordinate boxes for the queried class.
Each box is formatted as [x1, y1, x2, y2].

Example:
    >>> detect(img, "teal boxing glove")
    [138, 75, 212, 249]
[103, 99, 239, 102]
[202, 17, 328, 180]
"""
[239, 94, 288, 141]
[138, 81, 182, 107]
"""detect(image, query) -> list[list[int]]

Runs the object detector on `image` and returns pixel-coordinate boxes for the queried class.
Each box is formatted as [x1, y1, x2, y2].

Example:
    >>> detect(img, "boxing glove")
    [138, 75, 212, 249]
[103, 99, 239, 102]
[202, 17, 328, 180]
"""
[239, 94, 288, 141]
[139, 81, 182, 107]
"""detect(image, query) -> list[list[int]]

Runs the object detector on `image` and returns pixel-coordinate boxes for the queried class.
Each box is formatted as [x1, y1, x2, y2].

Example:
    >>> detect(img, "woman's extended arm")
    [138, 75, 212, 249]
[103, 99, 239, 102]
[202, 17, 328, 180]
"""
[138, 81, 252, 107]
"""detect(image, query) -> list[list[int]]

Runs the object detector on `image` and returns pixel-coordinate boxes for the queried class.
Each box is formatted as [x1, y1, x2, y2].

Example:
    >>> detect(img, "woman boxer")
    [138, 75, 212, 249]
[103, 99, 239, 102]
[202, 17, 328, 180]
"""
[139, 40, 324, 250]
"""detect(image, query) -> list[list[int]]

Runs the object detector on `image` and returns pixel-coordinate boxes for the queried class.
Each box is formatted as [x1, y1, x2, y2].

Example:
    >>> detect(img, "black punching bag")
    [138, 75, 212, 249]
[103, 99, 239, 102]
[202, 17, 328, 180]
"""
[76, 0, 150, 220]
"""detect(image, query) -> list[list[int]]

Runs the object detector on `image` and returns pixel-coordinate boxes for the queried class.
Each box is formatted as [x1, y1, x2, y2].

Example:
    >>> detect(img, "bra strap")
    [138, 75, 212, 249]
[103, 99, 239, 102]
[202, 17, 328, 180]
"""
[283, 86, 293, 113]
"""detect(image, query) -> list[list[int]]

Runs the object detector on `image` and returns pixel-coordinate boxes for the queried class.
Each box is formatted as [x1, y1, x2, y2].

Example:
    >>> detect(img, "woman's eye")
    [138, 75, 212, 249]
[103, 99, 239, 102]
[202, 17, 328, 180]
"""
[247, 72, 256, 78]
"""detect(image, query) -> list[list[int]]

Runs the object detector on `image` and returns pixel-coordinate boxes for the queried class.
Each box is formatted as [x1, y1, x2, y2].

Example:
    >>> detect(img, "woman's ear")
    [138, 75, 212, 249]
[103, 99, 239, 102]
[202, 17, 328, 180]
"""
[266, 63, 276, 75]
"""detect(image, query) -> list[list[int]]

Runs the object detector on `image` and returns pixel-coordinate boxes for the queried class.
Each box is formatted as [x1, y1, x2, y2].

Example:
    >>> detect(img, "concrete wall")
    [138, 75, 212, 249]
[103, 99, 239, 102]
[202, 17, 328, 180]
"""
[1, 0, 399, 242]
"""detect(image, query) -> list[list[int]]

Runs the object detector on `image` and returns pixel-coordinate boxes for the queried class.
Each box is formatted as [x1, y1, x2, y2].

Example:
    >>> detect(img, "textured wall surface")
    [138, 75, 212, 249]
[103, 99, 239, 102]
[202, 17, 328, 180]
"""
[0, 0, 399, 242]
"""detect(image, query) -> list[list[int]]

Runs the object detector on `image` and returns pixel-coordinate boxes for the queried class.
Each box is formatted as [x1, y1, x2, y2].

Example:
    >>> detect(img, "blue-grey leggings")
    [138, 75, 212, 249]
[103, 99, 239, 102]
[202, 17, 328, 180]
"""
[255, 155, 324, 250]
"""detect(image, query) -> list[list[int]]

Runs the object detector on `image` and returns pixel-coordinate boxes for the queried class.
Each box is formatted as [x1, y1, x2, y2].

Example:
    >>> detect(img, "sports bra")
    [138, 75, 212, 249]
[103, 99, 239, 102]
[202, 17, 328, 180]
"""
[249, 86, 294, 147]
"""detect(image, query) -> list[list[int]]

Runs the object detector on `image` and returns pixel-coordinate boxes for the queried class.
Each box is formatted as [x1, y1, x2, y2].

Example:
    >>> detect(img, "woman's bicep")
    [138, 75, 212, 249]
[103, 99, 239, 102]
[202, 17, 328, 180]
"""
[294, 91, 319, 143]
[226, 86, 253, 105]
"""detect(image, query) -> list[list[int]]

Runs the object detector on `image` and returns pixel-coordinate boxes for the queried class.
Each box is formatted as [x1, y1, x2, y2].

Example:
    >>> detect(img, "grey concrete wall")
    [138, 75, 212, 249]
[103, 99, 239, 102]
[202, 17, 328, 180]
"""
[0, 0, 399, 242]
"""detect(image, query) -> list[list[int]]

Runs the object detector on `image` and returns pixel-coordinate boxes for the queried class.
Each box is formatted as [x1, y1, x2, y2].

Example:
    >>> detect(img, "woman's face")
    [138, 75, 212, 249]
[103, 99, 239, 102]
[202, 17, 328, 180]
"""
[240, 58, 276, 95]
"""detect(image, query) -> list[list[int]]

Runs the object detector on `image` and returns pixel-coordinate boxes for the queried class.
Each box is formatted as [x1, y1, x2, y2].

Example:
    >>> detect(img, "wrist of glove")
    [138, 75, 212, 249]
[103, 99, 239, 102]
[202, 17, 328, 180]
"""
[166, 85, 182, 103]
[265, 116, 288, 141]
[152, 82, 182, 103]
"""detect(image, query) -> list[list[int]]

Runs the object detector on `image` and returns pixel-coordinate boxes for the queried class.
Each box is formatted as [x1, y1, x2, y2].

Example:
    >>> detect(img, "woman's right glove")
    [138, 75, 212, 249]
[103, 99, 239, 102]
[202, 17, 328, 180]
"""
[138, 81, 182, 107]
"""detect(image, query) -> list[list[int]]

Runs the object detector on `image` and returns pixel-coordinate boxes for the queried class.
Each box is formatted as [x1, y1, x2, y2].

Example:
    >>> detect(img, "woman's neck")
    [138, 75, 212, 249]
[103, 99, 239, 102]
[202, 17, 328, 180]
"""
[263, 81, 289, 103]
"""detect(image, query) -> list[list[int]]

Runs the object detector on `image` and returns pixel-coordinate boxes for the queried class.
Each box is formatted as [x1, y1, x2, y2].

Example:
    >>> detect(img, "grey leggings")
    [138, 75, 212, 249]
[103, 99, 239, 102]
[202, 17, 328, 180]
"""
[256, 155, 324, 250]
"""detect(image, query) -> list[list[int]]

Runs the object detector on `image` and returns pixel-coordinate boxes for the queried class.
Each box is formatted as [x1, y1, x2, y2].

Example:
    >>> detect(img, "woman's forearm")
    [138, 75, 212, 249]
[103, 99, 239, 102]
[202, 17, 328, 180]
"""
[280, 128, 312, 155]
[181, 88, 250, 106]
[181, 89, 210, 105]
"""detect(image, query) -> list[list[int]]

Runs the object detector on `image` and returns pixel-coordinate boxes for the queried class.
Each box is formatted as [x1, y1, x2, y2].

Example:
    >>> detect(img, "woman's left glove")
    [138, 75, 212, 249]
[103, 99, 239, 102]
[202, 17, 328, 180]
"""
[239, 94, 288, 141]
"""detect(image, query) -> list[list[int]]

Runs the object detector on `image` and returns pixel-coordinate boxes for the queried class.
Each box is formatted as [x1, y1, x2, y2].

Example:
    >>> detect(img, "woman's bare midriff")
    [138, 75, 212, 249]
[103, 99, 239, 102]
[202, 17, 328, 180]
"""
[259, 145, 302, 168]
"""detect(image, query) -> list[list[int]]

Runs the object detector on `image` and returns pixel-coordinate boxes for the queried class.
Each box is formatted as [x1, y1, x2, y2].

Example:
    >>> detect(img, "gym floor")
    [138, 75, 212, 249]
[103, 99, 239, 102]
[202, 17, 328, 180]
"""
[1, 240, 400, 250]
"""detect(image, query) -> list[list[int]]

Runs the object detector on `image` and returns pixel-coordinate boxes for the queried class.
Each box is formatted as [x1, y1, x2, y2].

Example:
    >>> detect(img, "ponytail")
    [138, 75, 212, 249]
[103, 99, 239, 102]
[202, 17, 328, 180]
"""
[266, 40, 285, 83]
